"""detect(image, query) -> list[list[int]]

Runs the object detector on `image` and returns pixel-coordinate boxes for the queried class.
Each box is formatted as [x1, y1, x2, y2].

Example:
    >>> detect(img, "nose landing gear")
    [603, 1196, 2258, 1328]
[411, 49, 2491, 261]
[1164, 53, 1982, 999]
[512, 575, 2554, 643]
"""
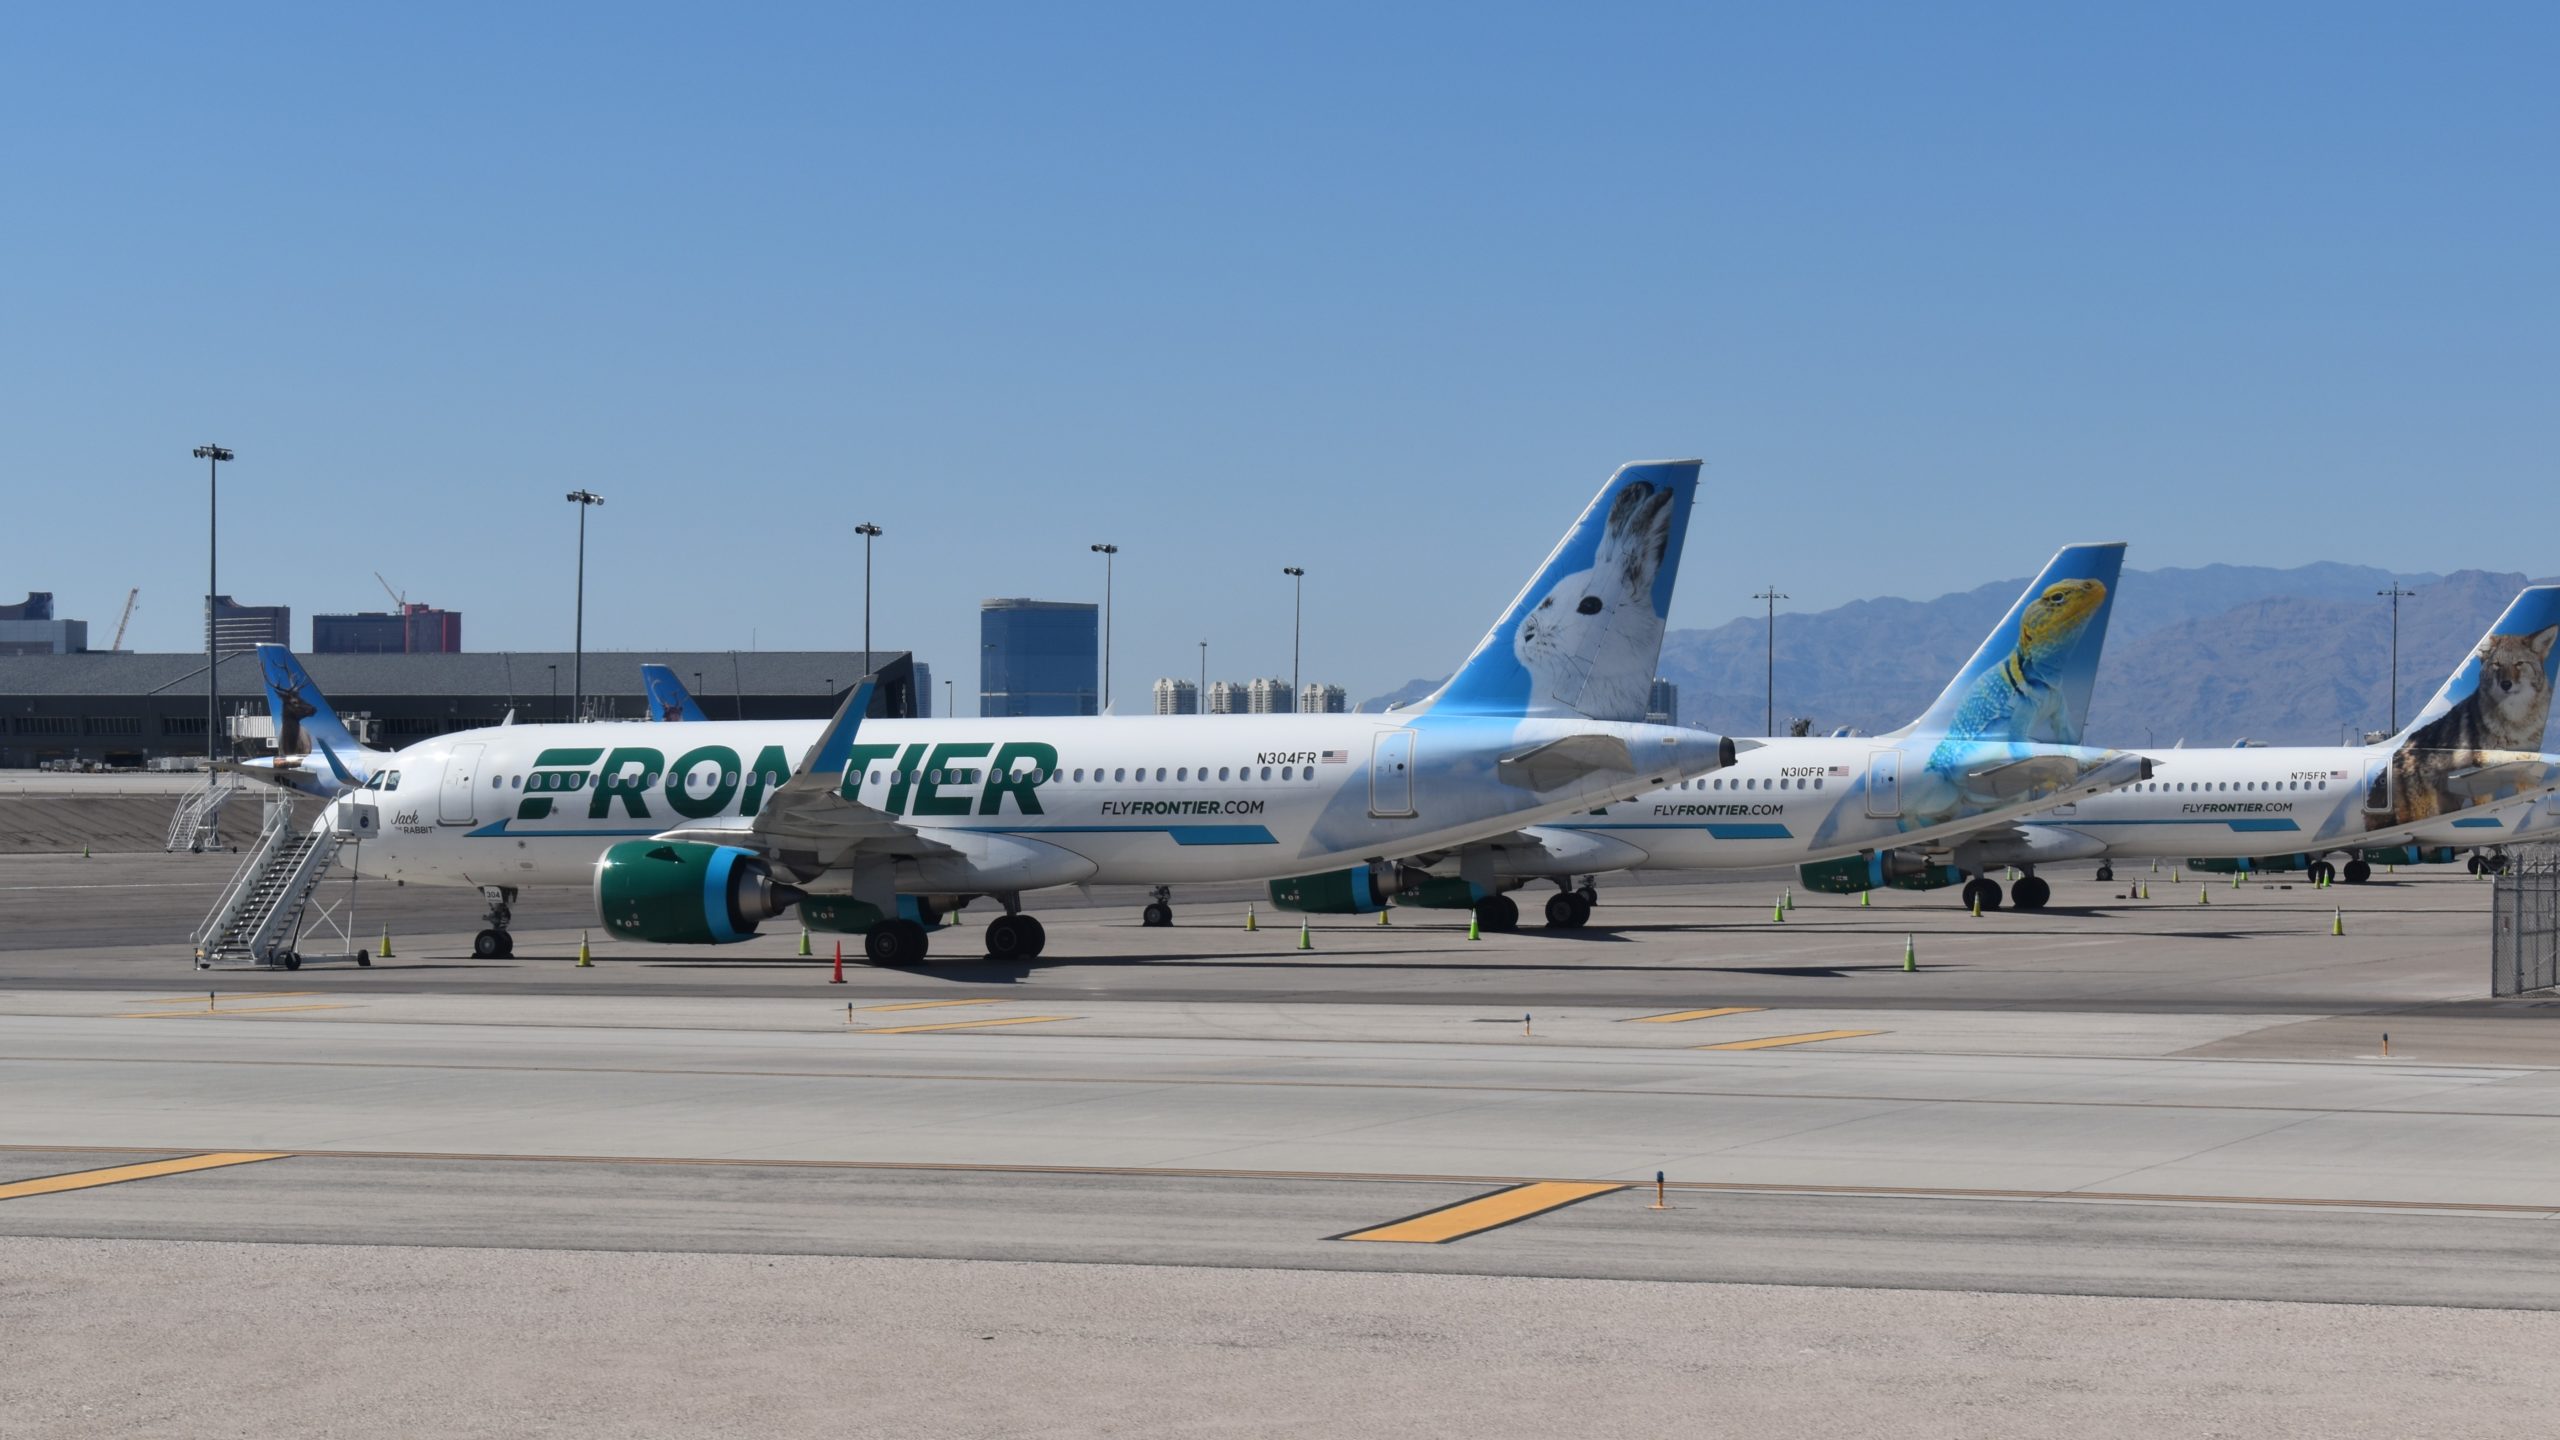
[472, 886, 517, 959]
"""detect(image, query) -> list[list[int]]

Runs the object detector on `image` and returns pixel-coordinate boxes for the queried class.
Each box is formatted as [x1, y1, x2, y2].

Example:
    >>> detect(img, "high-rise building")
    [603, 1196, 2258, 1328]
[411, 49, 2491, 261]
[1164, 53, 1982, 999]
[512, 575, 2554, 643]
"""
[312, 603, 463, 654]
[1206, 680, 1245, 715]
[1298, 682, 1347, 714]
[1646, 676, 1678, 727]
[0, 592, 86, 656]
[1153, 678, 1198, 714]
[1246, 677, 1295, 714]
[206, 595, 290, 654]
[914, 662, 935, 717]
[978, 599, 1099, 717]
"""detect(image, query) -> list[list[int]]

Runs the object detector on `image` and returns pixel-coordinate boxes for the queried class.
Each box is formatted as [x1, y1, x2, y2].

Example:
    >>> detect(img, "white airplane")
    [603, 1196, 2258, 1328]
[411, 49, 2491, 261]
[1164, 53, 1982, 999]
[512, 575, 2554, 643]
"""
[270, 460, 1735, 963]
[1273, 542, 2152, 924]
[1924, 585, 2560, 890]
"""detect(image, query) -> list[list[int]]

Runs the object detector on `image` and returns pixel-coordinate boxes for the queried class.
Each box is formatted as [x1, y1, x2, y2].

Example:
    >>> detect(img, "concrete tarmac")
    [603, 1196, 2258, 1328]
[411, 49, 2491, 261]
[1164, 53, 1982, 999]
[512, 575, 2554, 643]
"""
[5, 854, 2556, 1433]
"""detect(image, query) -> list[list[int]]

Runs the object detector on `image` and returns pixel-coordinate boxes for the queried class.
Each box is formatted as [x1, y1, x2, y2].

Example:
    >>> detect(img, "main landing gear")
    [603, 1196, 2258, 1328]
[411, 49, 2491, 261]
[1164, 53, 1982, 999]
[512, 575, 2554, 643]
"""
[1961, 877, 2003, 912]
[2010, 871, 2052, 910]
[2469, 852, 2510, 876]
[984, 894, 1049, 960]
[863, 918, 933, 966]
[2306, 860, 2338, 885]
[1141, 886, 1175, 928]
[2343, 859, 2372, 885]
[1542, 883, 1593, 930]
[1473, 893, 1520, 932]
[2095, 863, 2115, 883]
[472, 886, 517, 959]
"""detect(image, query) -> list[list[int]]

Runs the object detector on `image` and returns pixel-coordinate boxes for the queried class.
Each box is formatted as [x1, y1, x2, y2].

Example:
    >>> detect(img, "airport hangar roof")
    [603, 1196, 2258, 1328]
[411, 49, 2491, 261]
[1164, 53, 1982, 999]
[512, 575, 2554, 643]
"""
[0, 651, 910, 698]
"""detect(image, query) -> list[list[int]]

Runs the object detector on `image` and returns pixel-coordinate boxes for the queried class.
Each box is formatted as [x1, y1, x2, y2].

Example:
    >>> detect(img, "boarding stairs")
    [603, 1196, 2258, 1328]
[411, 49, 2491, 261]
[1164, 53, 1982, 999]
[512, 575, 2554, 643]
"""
[166, 774, 241, 853]
[191, 795, 366, 970]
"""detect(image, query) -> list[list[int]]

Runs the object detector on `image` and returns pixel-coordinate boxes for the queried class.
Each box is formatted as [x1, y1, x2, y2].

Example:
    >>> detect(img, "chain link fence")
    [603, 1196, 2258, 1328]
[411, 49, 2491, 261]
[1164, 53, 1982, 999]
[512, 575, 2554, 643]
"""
[2492, 848, 2560, 996]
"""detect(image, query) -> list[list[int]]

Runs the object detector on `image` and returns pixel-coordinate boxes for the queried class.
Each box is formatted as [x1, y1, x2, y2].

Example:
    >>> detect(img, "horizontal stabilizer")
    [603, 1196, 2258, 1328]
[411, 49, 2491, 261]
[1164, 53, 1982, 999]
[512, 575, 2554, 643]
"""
[2445, 758, 2560, 800]
[1497, 733, 1635, 791]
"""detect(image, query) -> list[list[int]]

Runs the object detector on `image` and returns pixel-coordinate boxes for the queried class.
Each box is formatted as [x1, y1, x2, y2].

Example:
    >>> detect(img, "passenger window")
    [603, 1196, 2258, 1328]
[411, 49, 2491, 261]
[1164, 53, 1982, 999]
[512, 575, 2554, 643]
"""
[1219, 766, 1231, 780]
[1155, 767, 1166, 782]
[1281, 766, 1293, 781]
[1813, 778, 1823, 790]
[1114, 768, 1126, 782]
[1177, 767, 1188, 781]
[1261, 766, 1272, 781]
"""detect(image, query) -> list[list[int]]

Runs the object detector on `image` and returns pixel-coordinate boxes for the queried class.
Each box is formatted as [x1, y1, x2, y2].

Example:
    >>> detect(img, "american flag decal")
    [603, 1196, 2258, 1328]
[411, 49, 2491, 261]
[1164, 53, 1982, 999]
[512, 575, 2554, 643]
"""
[1321, 750, 1348, 764]
[1830, 765, 1852, 776]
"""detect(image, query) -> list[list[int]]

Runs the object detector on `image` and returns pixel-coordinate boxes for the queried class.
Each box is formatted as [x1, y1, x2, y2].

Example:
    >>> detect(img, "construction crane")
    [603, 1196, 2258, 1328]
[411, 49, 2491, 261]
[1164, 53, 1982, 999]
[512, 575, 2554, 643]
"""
[109, 588, 139, 652]
[374, 571, 407, 610]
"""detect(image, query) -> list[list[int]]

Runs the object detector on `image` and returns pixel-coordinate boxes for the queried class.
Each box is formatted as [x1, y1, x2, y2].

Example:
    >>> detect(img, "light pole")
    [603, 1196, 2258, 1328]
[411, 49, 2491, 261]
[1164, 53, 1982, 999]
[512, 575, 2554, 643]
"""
[855, 523, 882, 680]
[565, 490, 605, 719]
[2378, 583, 2417, 732]
[192, 445, 235, 769]
[1090, 543, 1118, 712]
[1198, 639, 1207, 715]
[1282, 567, 1304, 711]
[945, 678, 955, 719]
[1752, 585, 1787, 736]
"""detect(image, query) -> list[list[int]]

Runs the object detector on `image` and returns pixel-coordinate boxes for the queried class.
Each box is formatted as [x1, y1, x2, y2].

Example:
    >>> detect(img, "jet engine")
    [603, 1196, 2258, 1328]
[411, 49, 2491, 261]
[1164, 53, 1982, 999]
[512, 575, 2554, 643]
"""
[1268, 862, 1424, 915]
[593, 841, 806, 945]
[1799, 850, 1963, 895]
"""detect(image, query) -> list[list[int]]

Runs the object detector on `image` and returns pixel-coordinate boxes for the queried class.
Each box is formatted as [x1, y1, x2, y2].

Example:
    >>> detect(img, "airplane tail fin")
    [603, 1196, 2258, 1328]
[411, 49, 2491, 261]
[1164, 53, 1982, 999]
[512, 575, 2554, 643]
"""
[1422, 459, 1700, 722]
[641, 664, 709, 722]
[1902, 543, 2126, 744]
[2385, 585, 2560, 748]
[254, 645, 380, 775]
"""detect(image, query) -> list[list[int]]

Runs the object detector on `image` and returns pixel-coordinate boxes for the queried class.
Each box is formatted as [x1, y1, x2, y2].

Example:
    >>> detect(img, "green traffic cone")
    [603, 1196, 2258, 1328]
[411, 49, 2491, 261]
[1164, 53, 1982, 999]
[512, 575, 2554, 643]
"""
[1902, 933, 1916, 972]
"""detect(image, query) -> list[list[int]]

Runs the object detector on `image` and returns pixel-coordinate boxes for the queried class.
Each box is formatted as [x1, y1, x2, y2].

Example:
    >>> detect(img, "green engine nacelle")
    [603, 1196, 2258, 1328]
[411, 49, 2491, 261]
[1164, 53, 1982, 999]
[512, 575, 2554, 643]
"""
[1801, 852, 1963, 895]
[1269, 863, 1400, 914]
[2187, 854, 2310, 875]
[799, 895, 943, 934]
[593, 841, 805, 946]
[2359, 844, 2457, 867]
[1400, 876, 1488, 911]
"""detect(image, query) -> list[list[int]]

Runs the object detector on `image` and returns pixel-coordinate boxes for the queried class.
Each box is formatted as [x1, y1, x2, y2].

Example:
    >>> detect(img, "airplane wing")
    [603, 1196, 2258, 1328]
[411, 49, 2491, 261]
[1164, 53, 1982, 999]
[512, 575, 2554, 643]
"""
[649, 678, 958, 878]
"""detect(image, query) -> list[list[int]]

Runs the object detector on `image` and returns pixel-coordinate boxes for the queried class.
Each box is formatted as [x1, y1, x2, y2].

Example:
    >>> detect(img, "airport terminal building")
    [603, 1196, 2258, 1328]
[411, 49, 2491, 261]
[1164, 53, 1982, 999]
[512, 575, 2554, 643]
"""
[0, 649, 917, 769]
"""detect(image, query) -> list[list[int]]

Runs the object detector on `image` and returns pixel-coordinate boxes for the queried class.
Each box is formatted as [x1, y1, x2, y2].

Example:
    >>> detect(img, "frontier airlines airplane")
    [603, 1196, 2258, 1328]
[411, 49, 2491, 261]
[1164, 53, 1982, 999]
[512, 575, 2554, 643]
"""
[264, 461, 1735, 964]
[1911, 586, 2560, 897]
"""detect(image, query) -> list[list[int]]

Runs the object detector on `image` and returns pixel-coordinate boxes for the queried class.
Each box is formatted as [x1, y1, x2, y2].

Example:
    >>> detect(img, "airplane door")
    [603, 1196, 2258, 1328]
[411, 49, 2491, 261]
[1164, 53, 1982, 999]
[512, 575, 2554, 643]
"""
[1865, 750, 1902, 819]
[1370, 730, 1416, 818]
[2364, 758, 2396, 817]
[439, 743, 485, 826]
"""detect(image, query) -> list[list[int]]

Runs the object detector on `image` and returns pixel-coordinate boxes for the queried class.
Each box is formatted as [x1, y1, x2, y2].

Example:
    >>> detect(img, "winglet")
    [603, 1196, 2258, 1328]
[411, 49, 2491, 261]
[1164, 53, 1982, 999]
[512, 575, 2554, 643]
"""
[1902, 543, 2126, 744]
[641, 664, 709, 722]
[312, 738, 359, 789]
[1424, 460, 1701, 721]
[799, 676, 878, 781]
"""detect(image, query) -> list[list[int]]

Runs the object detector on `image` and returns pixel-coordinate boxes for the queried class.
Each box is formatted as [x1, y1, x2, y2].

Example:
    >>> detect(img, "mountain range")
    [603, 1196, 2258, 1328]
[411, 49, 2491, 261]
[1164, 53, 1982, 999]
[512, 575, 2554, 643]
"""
[1364, 563, 2560, 747]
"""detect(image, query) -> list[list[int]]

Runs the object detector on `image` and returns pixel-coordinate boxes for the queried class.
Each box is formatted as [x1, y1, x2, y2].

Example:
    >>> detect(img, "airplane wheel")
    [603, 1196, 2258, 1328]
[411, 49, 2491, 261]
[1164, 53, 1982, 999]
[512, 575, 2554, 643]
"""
[2467, 855, 2485, 875]
[2094, 864, 2114, 883]
[1543, 892, 1581, 929]
[1017, 915, 1047, 958]
[2012, 877, 2051, 910]
[1567, 893, 1593, 928]
[357, 955, 372, 968]
[985, 915, 1033, 959]
[1476, 894, 1519, 932]
[1141, 902, 1173, 928]
[1576, 884, 1599, 907]
[2493, 854, 2511, 875]
[864, 926, 902, 965]
[1962, 879, 2004, 911]
[2306, 861, 2332, 885]
[472, 929, 506, 959]
[2343, 860, 2372, 885]
[281, 953, 302, 971]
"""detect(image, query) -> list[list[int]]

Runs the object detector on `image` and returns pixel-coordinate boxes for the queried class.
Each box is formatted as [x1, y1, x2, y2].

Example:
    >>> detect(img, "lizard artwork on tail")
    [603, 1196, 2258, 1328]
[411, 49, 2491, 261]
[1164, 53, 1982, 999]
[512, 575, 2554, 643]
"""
[1907, 577, 2110, 823]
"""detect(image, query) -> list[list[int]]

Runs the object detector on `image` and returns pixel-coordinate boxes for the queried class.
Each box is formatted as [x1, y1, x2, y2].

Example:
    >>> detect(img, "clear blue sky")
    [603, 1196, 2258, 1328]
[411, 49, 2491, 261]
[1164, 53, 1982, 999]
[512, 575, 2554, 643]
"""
[5, 4, 2552, 709]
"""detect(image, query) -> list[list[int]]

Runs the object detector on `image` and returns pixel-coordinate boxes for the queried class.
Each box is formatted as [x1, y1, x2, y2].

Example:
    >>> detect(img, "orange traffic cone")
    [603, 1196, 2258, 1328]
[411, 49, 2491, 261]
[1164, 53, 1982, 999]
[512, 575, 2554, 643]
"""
[830, 941, 846, 984]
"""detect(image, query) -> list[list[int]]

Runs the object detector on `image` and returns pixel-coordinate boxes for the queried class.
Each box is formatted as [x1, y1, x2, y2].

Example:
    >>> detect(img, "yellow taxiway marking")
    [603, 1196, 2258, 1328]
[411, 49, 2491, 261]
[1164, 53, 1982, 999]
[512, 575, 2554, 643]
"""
[1699, 1028, 1884, 1051]
[860, 1015, 1076, 1036]
[1334, 1181, 1625, 1244]
[0, 1152, 287, 1202]
[116, 1003, 358, 1019]
[857, 998, 1005, 1013]
[1627, 1007, 1765, 1024]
